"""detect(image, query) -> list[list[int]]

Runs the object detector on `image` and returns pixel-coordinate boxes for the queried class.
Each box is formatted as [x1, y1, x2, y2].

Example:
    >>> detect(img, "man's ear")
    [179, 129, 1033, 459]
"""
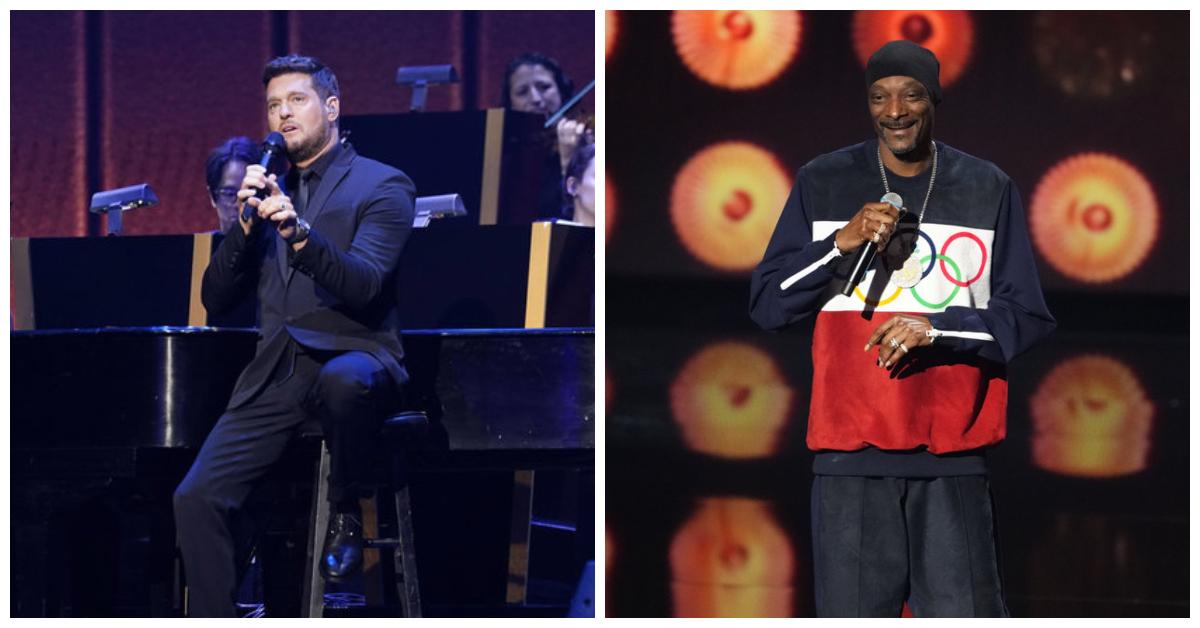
[565, 176, 579, 196]
[325, 96, 340, 122]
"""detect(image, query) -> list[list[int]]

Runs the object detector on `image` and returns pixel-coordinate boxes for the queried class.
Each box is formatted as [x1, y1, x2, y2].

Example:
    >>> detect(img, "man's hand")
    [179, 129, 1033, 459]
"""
[835, 202, 902, 254]
[235, 164, 273, 235]
[245, 171, 298, 243]
[865, 314, 934, 369]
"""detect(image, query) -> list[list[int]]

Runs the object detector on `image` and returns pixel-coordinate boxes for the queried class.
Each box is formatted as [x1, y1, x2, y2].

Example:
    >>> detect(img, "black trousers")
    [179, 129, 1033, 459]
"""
[810, 475, 1008, 617]
[173, 341, 397, 617]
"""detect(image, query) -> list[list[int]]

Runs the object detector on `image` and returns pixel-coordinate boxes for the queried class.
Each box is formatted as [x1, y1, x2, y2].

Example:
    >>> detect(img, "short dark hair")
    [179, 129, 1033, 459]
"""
[205, 136, 260, 200]
[561, 142, 595, 217]
[501, 52, 575, 110]
[262, 54, 341, 101]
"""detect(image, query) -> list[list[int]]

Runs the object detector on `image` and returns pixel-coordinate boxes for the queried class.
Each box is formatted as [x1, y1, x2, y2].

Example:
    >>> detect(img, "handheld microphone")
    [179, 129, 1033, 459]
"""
[241, 132, 286, 222]
[841, 192, 905, 297]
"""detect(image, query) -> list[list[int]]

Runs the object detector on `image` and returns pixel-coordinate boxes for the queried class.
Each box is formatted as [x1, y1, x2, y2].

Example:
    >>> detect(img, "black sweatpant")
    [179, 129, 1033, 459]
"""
[810, 475, 1008, 617]
[173, 342, 397, 617]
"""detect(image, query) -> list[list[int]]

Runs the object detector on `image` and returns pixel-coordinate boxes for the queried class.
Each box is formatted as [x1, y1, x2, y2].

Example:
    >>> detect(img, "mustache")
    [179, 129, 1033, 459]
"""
[879, 119, 917, 130]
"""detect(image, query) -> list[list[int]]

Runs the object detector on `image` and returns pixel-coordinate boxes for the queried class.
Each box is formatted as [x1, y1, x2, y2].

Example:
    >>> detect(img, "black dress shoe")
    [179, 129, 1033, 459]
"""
[320, 512, 364, 582]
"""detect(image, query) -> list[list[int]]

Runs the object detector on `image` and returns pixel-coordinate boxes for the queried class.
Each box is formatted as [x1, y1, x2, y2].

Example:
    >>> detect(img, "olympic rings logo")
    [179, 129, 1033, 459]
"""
[852, 229, 988, 309]
[939, 231, 988, 287]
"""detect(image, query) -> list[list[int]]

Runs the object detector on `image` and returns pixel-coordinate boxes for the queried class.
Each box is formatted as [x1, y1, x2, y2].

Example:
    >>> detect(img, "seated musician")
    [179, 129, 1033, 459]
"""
[501, 52, 593, 220]
[204, 136, 259, 234]
[173, 54, 416, 617]
[562, 143, 595, 227]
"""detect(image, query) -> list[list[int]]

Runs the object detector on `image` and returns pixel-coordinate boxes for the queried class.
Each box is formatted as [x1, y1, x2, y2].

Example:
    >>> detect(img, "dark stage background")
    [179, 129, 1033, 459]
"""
[605, 10, 1188, 618]
[10, 10, 595, 238]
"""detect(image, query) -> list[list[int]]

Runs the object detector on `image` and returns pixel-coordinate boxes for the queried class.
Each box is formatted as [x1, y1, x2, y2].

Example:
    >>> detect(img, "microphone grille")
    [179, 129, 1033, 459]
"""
[881, 192, 904, 211]
[263, 131, 286, 152]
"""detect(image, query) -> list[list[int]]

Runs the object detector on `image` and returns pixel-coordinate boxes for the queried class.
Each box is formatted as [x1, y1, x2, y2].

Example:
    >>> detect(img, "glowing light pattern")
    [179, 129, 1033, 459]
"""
[670, 142, 791, 272]
[1029, 153, 1157, 283]
[670, 497, 794, 617]
[670, 341, 793, 459]
[672, 11, 802, 90]
[852, 11, 974, 87]
[606, 11, 618, 59]
[1030, 355, 1154, 478]
[605, 176, 615, 241]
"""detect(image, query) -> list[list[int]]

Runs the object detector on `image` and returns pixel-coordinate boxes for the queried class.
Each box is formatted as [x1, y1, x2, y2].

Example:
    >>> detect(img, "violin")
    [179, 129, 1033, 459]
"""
[540, 79, 596, 154]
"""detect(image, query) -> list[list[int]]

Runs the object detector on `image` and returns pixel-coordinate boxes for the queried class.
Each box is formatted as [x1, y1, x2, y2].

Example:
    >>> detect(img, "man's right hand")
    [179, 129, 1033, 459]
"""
[236, 164, 272, 235]
[834, 202, 902, 254]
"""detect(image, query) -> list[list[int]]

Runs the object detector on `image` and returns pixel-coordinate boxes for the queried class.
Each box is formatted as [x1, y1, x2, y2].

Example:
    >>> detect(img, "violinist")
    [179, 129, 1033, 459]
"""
[562, 143, 595, 226]
[501, 52, 594, 220]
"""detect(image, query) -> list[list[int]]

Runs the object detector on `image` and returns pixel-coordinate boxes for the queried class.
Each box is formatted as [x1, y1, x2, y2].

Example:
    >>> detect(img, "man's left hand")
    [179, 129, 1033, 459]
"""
[865, 314, 934, 370]
[255, 174, 301, 245]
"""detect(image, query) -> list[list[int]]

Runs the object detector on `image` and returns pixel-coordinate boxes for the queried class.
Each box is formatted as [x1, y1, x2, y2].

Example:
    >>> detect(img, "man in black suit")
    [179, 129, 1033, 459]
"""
[174, 55, 416, 617]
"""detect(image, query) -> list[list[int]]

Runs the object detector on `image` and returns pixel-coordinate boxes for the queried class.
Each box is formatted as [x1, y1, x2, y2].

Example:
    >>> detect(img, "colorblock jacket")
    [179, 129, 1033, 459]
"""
[750, 140, 1055, 456]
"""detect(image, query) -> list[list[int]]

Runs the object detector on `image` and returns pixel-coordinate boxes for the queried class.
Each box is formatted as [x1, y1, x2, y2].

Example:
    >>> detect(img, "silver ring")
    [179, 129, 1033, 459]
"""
[871, 232, 882, 243]
[888, 338, 900, 349]
[899, 344, 909, 354]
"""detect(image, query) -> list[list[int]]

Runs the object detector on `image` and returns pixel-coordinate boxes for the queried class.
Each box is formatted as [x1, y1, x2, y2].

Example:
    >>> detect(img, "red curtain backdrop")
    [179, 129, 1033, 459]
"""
[10, 10, 595, 237]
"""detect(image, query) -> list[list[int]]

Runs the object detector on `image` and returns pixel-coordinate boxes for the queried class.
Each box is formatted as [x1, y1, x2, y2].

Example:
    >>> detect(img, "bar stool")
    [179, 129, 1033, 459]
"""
[299, 410, 428, 618]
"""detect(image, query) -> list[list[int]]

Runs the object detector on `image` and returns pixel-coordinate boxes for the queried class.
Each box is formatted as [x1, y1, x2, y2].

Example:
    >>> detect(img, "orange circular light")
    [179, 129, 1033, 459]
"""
[669, 497, 794, 617]
[605, 175, 615, 242]
[672, 11, 802, 90]
[606, 11, 618, 59]
[1029, 355, 1154, 478]
[670, 142, 791, 272]
[670, 341, 793, 459]
[1029, 153, 1158, 283]
[852, 11, 974, 87]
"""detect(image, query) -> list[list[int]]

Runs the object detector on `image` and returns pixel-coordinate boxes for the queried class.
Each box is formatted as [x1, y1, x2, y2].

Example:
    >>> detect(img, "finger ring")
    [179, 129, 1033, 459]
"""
[871, 232, 881, 243]
[899, 344, 909, 354]
[888, 338, 900, 349]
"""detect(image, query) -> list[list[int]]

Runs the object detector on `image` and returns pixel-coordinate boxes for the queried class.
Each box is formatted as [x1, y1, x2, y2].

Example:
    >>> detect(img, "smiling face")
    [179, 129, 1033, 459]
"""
[508, 63, 563, 115]
[265, 72, 338, 167]
[868, 75, 934, 158]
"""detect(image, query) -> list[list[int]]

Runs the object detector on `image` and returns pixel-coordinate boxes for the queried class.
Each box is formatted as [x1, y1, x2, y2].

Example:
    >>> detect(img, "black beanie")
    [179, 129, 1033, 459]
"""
[865, 40, 942, 105]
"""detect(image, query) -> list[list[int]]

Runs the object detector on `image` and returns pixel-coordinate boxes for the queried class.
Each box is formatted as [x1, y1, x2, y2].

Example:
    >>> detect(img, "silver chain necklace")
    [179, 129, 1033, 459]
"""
[878, 140, 937, 223]
[878, 140, 938, 289]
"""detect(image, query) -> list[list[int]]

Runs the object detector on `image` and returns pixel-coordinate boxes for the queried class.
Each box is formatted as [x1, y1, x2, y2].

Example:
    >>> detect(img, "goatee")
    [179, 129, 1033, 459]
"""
[287, 131, 329, 164]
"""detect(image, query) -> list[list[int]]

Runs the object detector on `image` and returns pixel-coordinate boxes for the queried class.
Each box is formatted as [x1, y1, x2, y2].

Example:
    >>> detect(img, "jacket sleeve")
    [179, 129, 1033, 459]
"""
[925, 180, 1056, 363]
[749, 169, 849, 331]
[288, 172, 416, 310]
[201, 221, 265, 317]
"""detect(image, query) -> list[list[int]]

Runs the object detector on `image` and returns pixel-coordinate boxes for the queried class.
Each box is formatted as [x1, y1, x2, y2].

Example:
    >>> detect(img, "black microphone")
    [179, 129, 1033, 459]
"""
[241, 132, 286, 222]
[841, 192, 904, 297]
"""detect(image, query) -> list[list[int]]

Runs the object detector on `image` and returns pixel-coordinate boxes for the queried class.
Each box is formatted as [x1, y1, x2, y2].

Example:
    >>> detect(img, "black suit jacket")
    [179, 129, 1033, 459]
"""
[202, 143, 416, 409]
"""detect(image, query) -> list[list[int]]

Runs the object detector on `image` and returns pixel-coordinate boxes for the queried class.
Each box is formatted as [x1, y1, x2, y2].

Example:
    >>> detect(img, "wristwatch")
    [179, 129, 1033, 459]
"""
[286, 217, 311, 245]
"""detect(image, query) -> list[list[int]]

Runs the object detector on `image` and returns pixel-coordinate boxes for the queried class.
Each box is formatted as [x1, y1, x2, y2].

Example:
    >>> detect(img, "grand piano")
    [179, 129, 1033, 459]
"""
[11, 220, 594, 613]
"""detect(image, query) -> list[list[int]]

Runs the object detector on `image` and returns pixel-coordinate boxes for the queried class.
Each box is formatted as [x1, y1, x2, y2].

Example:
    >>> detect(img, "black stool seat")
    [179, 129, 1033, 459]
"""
[381, 410, 429, 437]
[297, 410, 428, 440]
